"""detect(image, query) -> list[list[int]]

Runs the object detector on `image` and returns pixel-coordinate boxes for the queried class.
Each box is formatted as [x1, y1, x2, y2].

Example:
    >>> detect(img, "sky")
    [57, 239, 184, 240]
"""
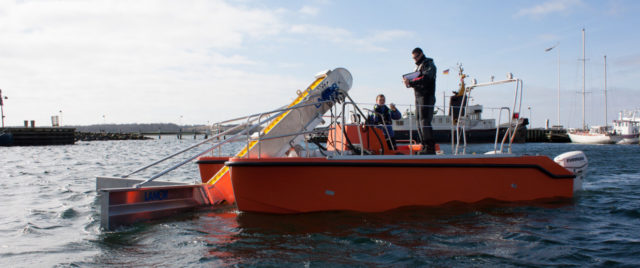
[1, 0, 639, 128]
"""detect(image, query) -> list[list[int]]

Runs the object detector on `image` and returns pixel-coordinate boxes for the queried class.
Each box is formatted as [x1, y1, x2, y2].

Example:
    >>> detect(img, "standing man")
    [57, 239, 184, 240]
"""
[403, 47, 437, 154]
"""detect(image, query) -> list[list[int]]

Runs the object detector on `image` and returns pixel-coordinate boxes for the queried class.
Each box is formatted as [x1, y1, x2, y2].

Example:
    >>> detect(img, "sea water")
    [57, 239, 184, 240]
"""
[1, 137, 639, 267]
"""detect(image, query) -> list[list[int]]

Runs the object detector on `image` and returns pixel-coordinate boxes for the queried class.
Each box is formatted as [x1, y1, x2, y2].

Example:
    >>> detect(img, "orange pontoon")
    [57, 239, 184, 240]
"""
[223, 70, 588, 214]
[228, 156, 577, 213]
[227, 126, 585, 214]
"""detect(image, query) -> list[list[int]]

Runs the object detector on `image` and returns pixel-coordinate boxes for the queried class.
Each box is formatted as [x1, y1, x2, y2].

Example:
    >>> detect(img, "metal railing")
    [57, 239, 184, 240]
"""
[127, 77, 525, 187]
[131, 99, 337, 187]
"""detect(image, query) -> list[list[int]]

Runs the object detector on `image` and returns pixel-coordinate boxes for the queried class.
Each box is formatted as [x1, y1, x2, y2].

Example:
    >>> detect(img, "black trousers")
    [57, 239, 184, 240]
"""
[414, 89, 436, 152]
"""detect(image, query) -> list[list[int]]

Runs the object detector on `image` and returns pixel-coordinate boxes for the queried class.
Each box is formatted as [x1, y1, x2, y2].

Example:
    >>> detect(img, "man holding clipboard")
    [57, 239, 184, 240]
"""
[402, 47, 437, 154]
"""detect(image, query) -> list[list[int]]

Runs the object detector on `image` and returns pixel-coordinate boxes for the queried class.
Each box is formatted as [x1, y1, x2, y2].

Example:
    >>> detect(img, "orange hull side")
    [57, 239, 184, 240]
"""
[228, 156, 576, 214]
[204, 171, 235, 205]
[196, 156, 229, 183]
[196, 156, 235, 204]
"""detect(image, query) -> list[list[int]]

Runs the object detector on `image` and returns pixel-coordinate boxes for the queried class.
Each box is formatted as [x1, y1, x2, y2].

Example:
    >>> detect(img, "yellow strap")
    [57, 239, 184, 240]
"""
[207, 76, 326, 185]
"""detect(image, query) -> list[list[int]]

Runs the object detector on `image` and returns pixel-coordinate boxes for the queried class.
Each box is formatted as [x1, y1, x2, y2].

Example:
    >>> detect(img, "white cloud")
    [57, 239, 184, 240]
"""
[0, 0, 414, 126]
[299, 6, 319, 16]
[537, 33, 560, 42]
[368, 30, 413, 42]
[516, 0, 583, 17]
[289, 24, 350, 38]
[0, 0, 294, 125]
[289, 25, 413, 52]
[614, 54, 640, 67]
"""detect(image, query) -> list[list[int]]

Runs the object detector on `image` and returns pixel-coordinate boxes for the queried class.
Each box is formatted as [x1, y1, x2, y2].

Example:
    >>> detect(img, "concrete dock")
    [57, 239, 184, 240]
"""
[526, 128, 570, 143]
[1, 127, 75, 146]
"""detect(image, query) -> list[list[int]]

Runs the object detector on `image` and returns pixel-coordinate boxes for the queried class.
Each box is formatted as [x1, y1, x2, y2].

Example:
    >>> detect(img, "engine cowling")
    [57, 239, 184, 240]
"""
[554, 151, 588, 192]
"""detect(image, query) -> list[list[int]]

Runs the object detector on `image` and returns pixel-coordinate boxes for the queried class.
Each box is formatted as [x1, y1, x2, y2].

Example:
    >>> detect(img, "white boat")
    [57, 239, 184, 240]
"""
[612, 110, 640, 144]
[393, 65, 527, 143]
[569, 114, 640, 145]
[568, 126, 616, 144]
[392, 104, 506, 141]
[568, 30, 626, 144]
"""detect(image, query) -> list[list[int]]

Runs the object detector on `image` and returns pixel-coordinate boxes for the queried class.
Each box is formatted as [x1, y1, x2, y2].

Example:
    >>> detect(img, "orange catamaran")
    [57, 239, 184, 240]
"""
[97, 67, 587, 230]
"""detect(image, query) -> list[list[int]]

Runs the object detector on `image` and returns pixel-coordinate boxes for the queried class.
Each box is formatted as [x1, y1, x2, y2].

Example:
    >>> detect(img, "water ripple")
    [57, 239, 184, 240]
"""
[3, 141, 640, 266]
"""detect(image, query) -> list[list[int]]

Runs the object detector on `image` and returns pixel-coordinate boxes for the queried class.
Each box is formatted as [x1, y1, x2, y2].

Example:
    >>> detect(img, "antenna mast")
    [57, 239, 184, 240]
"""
[604, 55, 608, 127]
[581, 28, 586, 130]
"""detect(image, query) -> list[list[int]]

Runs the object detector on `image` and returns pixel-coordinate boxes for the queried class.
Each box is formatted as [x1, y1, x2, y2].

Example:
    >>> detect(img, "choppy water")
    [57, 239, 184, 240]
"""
[1, 138, 640, 267]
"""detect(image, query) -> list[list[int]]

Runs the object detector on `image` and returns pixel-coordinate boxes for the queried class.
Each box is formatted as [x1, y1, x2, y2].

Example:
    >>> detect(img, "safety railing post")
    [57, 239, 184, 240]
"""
[245, 116, 252, 158]
[408, 104, 414, 155]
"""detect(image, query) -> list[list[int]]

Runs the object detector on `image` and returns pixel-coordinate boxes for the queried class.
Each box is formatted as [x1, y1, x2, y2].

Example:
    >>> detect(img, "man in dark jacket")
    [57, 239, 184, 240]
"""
[403, 47, 436, 154]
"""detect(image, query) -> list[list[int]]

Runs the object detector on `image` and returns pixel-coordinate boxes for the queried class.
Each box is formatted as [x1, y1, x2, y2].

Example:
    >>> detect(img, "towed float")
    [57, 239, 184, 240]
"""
[97, 67, 587, 230]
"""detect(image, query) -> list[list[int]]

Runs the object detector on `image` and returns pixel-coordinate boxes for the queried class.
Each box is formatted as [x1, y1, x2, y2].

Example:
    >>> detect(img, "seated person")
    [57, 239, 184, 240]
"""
[368, 94, 402, 148]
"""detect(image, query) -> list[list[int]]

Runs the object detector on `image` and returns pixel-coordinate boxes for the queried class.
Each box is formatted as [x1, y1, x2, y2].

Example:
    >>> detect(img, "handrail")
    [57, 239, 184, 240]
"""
[134, 125, 258, 187]
[409, 104, 414, 155]
[507, 80, 525, 153]
[134, 99, 333, 187]
[128, 103, 295, 178]
[343, 101, 365, 155]
[362, 108, 396, 150]
[251, 128, 328, 144]
[213, 122, 221, 156]
[495, 79, 523, 154]
[349, 105, 365, 156]
[341, 100, 391, 155]
[454, 90, 470, 155]
[130, 78, 527, 187]
[494, 107, 510, 153]
[122, 120, 254, 178]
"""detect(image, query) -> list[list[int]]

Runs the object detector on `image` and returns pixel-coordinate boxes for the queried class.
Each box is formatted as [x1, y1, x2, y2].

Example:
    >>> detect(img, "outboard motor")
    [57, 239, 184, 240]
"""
[554, 151, 588, 192]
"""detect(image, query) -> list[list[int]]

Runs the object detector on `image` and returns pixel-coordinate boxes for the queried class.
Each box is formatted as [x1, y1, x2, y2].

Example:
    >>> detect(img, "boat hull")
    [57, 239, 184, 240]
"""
[568, 132, 615, 144]
[228, 156, 577, 214]
[615, 134, 639, 144]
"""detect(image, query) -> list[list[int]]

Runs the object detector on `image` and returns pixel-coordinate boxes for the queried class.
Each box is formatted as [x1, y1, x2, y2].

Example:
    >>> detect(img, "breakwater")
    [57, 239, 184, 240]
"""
[0, 128, 158, 146]
[75, 131, 151, 141]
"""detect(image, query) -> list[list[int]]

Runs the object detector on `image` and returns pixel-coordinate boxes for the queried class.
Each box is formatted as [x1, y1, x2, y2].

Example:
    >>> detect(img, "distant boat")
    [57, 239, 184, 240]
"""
[612, 110, 640, 144]
[568, 29, 622, 144]
[568, 126, 616, 144]
[393, 65, 527, 143]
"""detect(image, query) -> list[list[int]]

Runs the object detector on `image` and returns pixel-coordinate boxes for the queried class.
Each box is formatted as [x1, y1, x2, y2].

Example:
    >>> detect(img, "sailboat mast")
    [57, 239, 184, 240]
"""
[582, 28, 586, 130]
[557, 45, 561, 126]
[604, 55, 608, 127]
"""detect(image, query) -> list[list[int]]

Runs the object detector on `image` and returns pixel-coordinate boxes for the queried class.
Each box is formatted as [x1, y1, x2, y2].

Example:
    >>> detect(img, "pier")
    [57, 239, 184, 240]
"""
[1, 127, 75, 146]
[526, 128, 570, 143]
[139, 131, 209, 140]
